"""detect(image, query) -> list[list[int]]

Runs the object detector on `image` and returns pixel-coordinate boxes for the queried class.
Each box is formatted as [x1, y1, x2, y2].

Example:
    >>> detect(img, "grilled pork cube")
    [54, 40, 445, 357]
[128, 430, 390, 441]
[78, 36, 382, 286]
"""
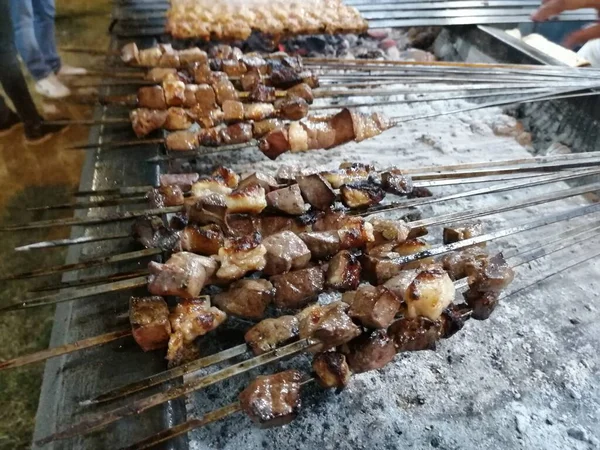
[226, 185, 267, 215]
[348, 284, 401, 329]
[148, 252, 214, 299]
[212, 166, 239, 189]
[158, 52, 180, 68]
[244, 315, 299, 355]
[343, 329, 396, 373]
[326, 250, 361, 291]
[130, 108, 168, 137]
[193, 63, 212, 85]
[216, 232, 267, 281]
[381, 170, 413, 196]
[301, 119, 336, 150]
[300, 231, 341, 260]
[388, 316, 441, 352]
[145, 67, 177, 82]
[213, 279, 274, 320]
[219, 122, 253, 145]
[138, 86, 167, 109]
[166, 331, 200, 368]
[197, 127, 222, 146]
[441, 247, 490, 280]
[194, 83, 218, 110]
[256, 215, 312, 237]
[163, 79, 186, 106]
[248, 85, 276, 103]
[192, 177, 233, 198]
[286, 83, 314, 104]
[166, 131, 199, 152]
[298, 302, 361, 352]
[159, 173, 200, 191]
[312, 211, 363, 232]
[222, 100, 245, 122]
[132, 216, 181, 252]
[369, 218, 411, 247]
[467, 252, 514, 293]
[312, 352, 352, 388]
[182, 84, 199, 108]
[288, 122, 309, 152]
[266, 184, 308, 216]
[349, 110, 390, 142]
[240, 69, 263, 91]
[244, 103, 276, 121]
[384, 266, 456, 321]
[252, 119, 284, 138]
[130, 296, 171, 351]
[463, 289, 499, 320]
[340, 181, 386, 209]
[164, 107, 193, 130]
[121, 42, 139, 64]
[300, 71, 319, 88]
[239, 370, 303, 428]
[275, 97, 309, 121]
[211, 72, 239, 105]
[259, 127, 290, 160]
[238, 172, 279, 192]
[393, 238, 432, 269]
[263, 231, 312, 276]
[138, 47, 162, 66]
[178, 48, 208, 65]
[269, 66, 303, 88]
[439, 304, 469, 338]
[222, 59, 247, 77]
[338, 222, 375, 250]
[443, 222, 484, 245]
[180, 224, 224, 255]
[157, 184, 185, 207]
[270, 266, 324, 309]
[169, 298, 227, 343]
[296, 174, 336, 211]
[241, 55, 269, 74]
[188, 107, 224, 129]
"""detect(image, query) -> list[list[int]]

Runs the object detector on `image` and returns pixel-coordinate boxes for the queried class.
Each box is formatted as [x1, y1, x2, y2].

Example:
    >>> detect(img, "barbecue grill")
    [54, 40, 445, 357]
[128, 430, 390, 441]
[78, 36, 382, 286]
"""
[25, 1, 600, 449]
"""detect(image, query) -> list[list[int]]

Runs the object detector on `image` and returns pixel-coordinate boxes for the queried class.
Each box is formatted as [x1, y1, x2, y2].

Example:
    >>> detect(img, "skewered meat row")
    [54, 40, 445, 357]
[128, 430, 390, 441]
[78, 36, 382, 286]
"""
[130, 97, 309, 137]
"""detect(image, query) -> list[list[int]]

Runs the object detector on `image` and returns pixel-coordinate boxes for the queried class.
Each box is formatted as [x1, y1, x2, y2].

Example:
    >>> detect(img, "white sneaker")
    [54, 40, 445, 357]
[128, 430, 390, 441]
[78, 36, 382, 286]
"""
[35, 74, 71, 99]
[57, 64, 88, 76]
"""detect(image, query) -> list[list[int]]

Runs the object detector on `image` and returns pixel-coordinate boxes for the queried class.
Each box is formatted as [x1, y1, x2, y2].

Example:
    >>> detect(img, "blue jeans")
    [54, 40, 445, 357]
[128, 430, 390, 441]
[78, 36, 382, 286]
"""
[9, 0, 61, 80]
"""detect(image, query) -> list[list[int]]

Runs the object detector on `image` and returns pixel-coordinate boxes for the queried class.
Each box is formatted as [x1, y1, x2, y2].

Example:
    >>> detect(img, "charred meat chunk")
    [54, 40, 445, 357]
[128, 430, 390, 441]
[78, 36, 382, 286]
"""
[340, 181, 386, 209]
[312, 352, 352, 389]
[381, 170, 413, 196]
[388, 316, 441, 352]
[263, 231, 312, 276]
[132, 216, 181, 252]
[164, 107, 193, 130]
[187, 194, 229, 231]
[441, 247, 490, 280]
[238, 172, 279, 192]
[130, 108, 167, 137]
[130, 296, 171, 351]
[467, 252, 514, 293]
[270, 266, 324, 309]
[439, 304, 469, 338]
[169, 297, 226, 343]
[269, 66, 304, 89]
[239, 370, 304, 428]
[248, 84, 276, 103]
[180, 224, 224, 255]
[216, 232, 267, 281]
[212, 166, 239, 189]
[266, 184, 308, 216]
[325, 250, 361, 291]
[286, 83, 314, 104]
[360, 254, 405, 285]
[463, 289, 500, 321]
[245, 315, 299, 355]
[348, 284, 401, 329]
[240, 68, 263, 91]
[275, 97, 310, 121]
[153, 184, 185, 207]
[221, 59, 247, 77]
[213, 279, 274, 320]
[300, 231, 341, 261]
[148, 252, 213, 299]
[443, 222, 484, 245]
[343, 329, 396, 373]
[259, 127, 290, 160]
[296, 174, 336, 211]
[298, 302, 361, 352]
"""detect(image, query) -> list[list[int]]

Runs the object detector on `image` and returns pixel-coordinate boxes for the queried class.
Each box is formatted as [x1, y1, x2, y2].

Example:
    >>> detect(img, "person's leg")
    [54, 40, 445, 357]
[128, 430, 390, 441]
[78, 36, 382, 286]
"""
[9, 0, 53, 80]
[31, 0, 61, 73]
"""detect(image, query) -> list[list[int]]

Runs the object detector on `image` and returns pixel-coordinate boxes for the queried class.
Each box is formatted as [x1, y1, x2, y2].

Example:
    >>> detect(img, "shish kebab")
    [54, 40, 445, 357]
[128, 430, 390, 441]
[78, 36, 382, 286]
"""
[40, 202, 600, 444]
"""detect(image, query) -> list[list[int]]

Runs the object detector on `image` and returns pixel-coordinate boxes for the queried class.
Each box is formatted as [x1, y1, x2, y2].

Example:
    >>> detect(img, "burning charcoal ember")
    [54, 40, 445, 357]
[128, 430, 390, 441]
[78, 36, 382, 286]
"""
[270, 266, 325, 309]
[467, 253, 514, 293]
[238, 172, 279, 192]
[286, 83, 314, 104]
[381, 169, 413, 196]
[297, 302, 361, 352]
[299, 231, 341, 260]
[347, 284, 401, 329]
[443, 222, 484, 245]
[325, 250, 361, 291]
[216, 232, 267, 281]
[130, 109, 168, 137]
[312, 352, 352, 388]
[388, 316, 441, 352]
[213, 279, 274, 320]
[266, 185, 308, 216]
[340, 181, 386, 208]
[296, 174, 336, 211]
[159, 173, 200, 191]
[132, 216, 181, 252]
[244, 315, 300, 355]
[180, 224, 224, 255]
[441, 247, 490, 280]
[226, 185, 268, 215]
[129, 296, 171, 352]
[238, 370, 304, 428]
[138, 86, 167, 109]
[148, 252, 215, 298]
[262, 231, 312, 276]
[212, 166, 240, 189]
[166, 130, 199, 152]
[343, 329, 396, 373]
[384, 266, 456, 321]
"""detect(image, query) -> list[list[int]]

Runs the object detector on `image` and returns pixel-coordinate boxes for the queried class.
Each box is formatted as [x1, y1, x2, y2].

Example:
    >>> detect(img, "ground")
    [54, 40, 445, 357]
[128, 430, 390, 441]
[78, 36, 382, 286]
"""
[0, 1, 110, 448]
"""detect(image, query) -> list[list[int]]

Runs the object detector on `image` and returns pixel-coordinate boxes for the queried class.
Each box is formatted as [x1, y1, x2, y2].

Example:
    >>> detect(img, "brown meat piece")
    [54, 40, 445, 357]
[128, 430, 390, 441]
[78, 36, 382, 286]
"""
[244, 103, 276, 121]
[381, 170, 413, 196]
[222, 59, 247, 77]
[288, 121, 309, 152]
[258, 127, 290, 160]
[240, 69, 263, 91]
[441, 247, 490, 280]
[298, 302, 361, 352]
[393, 238, 432, 269]
[388, 316, 442, 352]
[238, 172, 279, 192]
[263, 231, 312, 276]
[239, 370, 304, 428]
[137, 47, 162, 67]
[266, 184, 308, 216]
[159, 173, 200, 191]
[252, 119, 284, 138]
[147, 252, 213, 299]
[179, 48, 208, 65]
[211, 72, 239, 105]
[164, 107, 193, 130]
[121, 42, 140, 65]
[187, 194, 229, 232]
[213, 279, 274, 320]
[256, 215, 312, 237]
[343, 330, 396, 373]
[244, 315, 299, 355]
[165, 131, 199, 152]
[194, 83, 218, 110]
[463, 289, 500, 320]
[269, 67, 303, 89]
[443, 222, 484, 245]
[248, 85, 276, 103]
[216, 232, 267, 281]
[157, 184, 185, 207]
[330, 108, 357, 147]
[130, 296, 171, 351]
[312, 211, 364, 232]
[286, 83, 314, 104]
[338, 222, 375, 251]
[219, 122, 253, 145]
[226, 185, 267, 215]
[368, 218, 411, 248]
[169, 298, 227, 343]
[348, 284, 401, 329]
[274, 97, 309, 120]
[222, 100, 245, 122]
[145, 67, 178, 82]
[349, 110, 390, 142]
[158, 52, 180, 68]
[296, 174, 336, 211]
[166, 331, 200, 368]
[270, 266, 324, 309]
[193, 63, 212, 84]
[163, 79, 186, 106]
[467, 252, 514, 293]
[299, 231, 341, 260]
[312, 352, 352, 388]
[132, 216, 181, 251]
[138, 86, 167, 109]
[130, 108, 167, 137]
[301, 120, 336, 150]
[325, 250, 361, 291]
[340, 181, 386, 209]
[180, 224, 224, 255]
